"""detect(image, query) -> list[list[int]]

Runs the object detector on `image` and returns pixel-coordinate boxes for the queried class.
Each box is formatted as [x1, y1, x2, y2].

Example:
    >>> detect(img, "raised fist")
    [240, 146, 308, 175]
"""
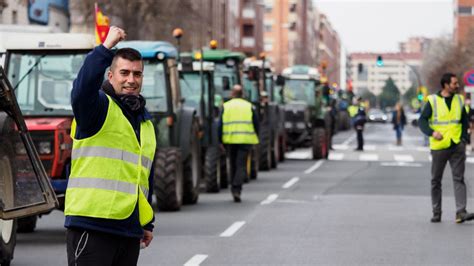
[103, 26, 126, 49]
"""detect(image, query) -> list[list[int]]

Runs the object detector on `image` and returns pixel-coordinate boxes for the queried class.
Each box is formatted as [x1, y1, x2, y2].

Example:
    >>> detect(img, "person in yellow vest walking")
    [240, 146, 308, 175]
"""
[418, 73, 473, 223]
[219, 85, 259, 202]
[65, 26, 156, 265]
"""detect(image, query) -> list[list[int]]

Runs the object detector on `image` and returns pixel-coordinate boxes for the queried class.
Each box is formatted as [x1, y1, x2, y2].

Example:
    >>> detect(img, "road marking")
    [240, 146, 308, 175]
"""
[388, 145, 404, 151]
[364, 145, 376, 151]
[359, 153, 379, 161]
[467, 157, 474, 164]
[282, 177, 300, 189]
[261, 194, 279, 205]
[328, 153, 344, 160]
[341, 134, 356, 146]
[184, 254, 208, 266]
[416, 146, 430, 152]
[285, 149, 311, 159]
[429, 155, 432, 161]
[381, 162, 422, 167]
[394, 154, 414, 162]
[304, 160, 324, 174]
[332, 144, 349, 150]
[220, 221, 246, 237]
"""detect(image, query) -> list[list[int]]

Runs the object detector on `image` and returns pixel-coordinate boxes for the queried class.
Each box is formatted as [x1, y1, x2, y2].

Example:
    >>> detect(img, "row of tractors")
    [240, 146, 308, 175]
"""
[0, 30, 352, 265]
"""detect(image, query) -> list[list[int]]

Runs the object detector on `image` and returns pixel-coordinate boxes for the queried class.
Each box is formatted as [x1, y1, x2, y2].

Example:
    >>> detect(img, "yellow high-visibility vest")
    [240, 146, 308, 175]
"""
[65, 95, 156, 226]
[222, 98, 259, 144]
[348, 105, 358, 118]
[428, 94, 463, 150]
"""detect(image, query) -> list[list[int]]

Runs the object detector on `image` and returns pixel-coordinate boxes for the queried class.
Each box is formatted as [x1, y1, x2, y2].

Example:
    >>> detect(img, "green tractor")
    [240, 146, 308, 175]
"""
[1, 66, 57, 266]
[178, 53, 228, 193]
[243, 58, 286, 171]
[117, 41, 202, 211]
[201, 48, 259, 179]
[279, 65, 332, 159]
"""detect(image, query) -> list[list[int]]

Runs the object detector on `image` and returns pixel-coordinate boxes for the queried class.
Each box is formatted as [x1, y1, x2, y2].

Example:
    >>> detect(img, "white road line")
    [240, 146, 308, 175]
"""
[394, 154, 415, 162]
[364, 145, 376, 151]
[304, 160, 324, 174]
[467, 157, 474, 164]
[328, 153, 344, 160]
[332, 144, 349, 150]
[388, 145, 404, 151]
[261, 194, 279, 205]
[282, 177, 300, 189]
[416, 146, 430, 152]
[429, 155, 432, 161]
[220, 221, 246, 237]
[285, 149, 312, 159]
[341, 134, 356, 146]
[381, 162, 422, 167]
[184, 254, 209, 266]
[359, 153, 379, 161]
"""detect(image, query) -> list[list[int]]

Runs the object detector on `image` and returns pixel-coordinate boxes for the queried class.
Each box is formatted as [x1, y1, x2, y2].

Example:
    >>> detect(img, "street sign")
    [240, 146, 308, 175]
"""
[463, 70, 474, 85]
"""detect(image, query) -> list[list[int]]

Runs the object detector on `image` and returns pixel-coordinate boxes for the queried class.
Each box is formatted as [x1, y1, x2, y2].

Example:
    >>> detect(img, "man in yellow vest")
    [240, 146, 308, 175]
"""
[418, 73, 473, 223]
[219, 85, 259, 202]
[65, 26, 156, 265]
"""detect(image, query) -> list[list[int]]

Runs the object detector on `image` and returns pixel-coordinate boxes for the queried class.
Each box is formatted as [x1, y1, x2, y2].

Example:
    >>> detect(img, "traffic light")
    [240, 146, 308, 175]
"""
[417, 92, 423, 101]
[376, 55, 384, 67]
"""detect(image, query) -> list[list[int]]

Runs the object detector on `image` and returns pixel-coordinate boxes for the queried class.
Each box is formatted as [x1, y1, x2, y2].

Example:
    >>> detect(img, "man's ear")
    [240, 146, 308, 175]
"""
[107, 70, 113, 80]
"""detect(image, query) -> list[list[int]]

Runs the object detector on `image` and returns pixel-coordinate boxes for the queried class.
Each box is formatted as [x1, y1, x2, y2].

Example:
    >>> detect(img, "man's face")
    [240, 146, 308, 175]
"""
[445, 77, 459, 94]
[108, 57, 144, 96]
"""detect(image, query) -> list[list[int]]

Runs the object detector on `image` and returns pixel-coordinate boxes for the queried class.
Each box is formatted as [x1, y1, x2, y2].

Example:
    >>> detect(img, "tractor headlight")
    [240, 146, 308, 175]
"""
[38, 141, 52, 155]
[15, 142, 27, 155]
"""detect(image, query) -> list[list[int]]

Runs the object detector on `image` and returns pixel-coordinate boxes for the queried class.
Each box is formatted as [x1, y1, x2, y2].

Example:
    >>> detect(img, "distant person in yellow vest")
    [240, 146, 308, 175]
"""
[465, 98, 473, 151]
[219, 85, 259, 202]
[348, 97, 367, 151]
[418, 73, 473, 224]
[65, 26, 156, 265]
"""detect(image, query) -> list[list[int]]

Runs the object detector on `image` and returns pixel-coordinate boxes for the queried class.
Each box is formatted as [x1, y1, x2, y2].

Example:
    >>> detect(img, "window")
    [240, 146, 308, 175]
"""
[289, 3, 297, 12]
[12, 10, 17, 24]
[243, 25, 254, 36]
[458, 6, 472, 15]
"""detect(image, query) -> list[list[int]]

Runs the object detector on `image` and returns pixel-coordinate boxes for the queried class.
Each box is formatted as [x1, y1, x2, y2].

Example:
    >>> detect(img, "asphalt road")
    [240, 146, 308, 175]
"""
[13, 122, 474, 265]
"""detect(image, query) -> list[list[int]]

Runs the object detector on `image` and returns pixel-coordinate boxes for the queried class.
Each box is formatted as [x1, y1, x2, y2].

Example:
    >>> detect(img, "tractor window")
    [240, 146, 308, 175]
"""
[179, 72, 209, 115]
[242, 75, 259, 103]
[142, 60, 167, 112]
[7, 52, 87, 116]
[283, 79, 316, 105]
[214, 63, 238, 93]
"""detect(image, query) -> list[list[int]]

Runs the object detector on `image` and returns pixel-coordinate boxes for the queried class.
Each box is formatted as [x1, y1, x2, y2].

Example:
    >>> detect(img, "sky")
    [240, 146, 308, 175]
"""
[314, 0, 453, 53]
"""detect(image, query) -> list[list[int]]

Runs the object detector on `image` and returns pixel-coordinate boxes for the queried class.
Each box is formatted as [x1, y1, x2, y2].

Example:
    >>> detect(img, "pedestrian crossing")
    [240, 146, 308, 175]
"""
[286, 144, 474, 164]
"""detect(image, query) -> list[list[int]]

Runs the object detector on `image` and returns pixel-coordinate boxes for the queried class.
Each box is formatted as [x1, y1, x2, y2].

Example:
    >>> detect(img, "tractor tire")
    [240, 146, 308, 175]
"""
[183, 120, 202, 205]
[16, 216, 37, 233]
[278, 133, 286, 162]
[154, 148, 183, 211]
[338, 111, 350, 131]
[258, 126, 272, 171]
[220, 152, 228, 189]
[312, 128, 328, 160]
[204, 146, 221, 193]
[0, 146, 16, 266]
[249, 148, 258, 180]
[271, 130, 278, 169]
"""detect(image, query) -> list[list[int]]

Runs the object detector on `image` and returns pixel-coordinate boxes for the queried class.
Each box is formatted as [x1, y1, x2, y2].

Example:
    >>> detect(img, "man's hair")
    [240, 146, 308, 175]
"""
[110, 48, 142, 70]
[440, 73, 456, 88]
[232, 84, 243, 98]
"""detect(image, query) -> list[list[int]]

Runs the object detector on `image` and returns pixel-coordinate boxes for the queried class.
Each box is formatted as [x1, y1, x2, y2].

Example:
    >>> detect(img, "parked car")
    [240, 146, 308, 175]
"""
[368, 108, 388, 123]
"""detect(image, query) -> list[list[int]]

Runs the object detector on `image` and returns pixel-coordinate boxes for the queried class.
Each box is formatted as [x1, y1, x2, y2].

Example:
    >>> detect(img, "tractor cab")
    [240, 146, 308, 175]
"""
[0, 66, 58, 266]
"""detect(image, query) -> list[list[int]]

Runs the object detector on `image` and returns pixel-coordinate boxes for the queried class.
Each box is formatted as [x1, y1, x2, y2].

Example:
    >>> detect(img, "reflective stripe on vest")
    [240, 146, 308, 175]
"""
[428, 94, 463, 150]
[65, 94, 156, 226]
[222, 98, 259, 144]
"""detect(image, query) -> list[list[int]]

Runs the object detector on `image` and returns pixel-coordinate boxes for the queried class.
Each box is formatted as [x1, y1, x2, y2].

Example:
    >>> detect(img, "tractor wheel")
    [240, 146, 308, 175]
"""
[0, 147, 16, 266]
[204, 146, 221, 193]
[16, 215, 37, 233]
[278, 133, 286, 162]
[258, 126, 272, 171]
[271, 130, 278, 169]
[154, 148, 183, 211]
[183, 120, 202, 205]
[339, 111, 350, 131]
[312, 128, 327, 160]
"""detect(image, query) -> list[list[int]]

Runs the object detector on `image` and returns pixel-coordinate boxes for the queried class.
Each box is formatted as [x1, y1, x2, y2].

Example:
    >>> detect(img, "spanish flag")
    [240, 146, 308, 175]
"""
[95, 3, 110, 45]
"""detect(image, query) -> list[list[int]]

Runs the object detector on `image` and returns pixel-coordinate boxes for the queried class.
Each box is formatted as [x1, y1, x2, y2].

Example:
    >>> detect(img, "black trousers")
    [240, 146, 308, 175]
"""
[66, 228, 140, 266]
[227, 144, 251, 193]
[430, 143, 467, 214]
[356, 128, 364, 150]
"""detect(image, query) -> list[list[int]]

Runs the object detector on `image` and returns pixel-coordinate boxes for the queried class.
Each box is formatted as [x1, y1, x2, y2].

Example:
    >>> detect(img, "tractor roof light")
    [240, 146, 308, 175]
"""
[156, 52, 166, 60]
[225, 58, 235, 67]
[194, 52, 202, 60]
[173, 28, 183, 39]
[210, 40, 218, 49]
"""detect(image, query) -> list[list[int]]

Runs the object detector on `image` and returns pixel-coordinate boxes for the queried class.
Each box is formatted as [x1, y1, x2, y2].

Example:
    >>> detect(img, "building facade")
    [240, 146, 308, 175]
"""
[318, 13, 341, 86]
[232, 0, 264, 57]
[454, 0, 474, 45]
[399, 37, 431, 54]
[350, 53, 423, 96]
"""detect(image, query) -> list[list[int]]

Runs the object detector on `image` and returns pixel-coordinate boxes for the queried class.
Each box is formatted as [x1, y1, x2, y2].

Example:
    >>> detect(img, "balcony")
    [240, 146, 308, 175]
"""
[242, 37, 255, 47]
